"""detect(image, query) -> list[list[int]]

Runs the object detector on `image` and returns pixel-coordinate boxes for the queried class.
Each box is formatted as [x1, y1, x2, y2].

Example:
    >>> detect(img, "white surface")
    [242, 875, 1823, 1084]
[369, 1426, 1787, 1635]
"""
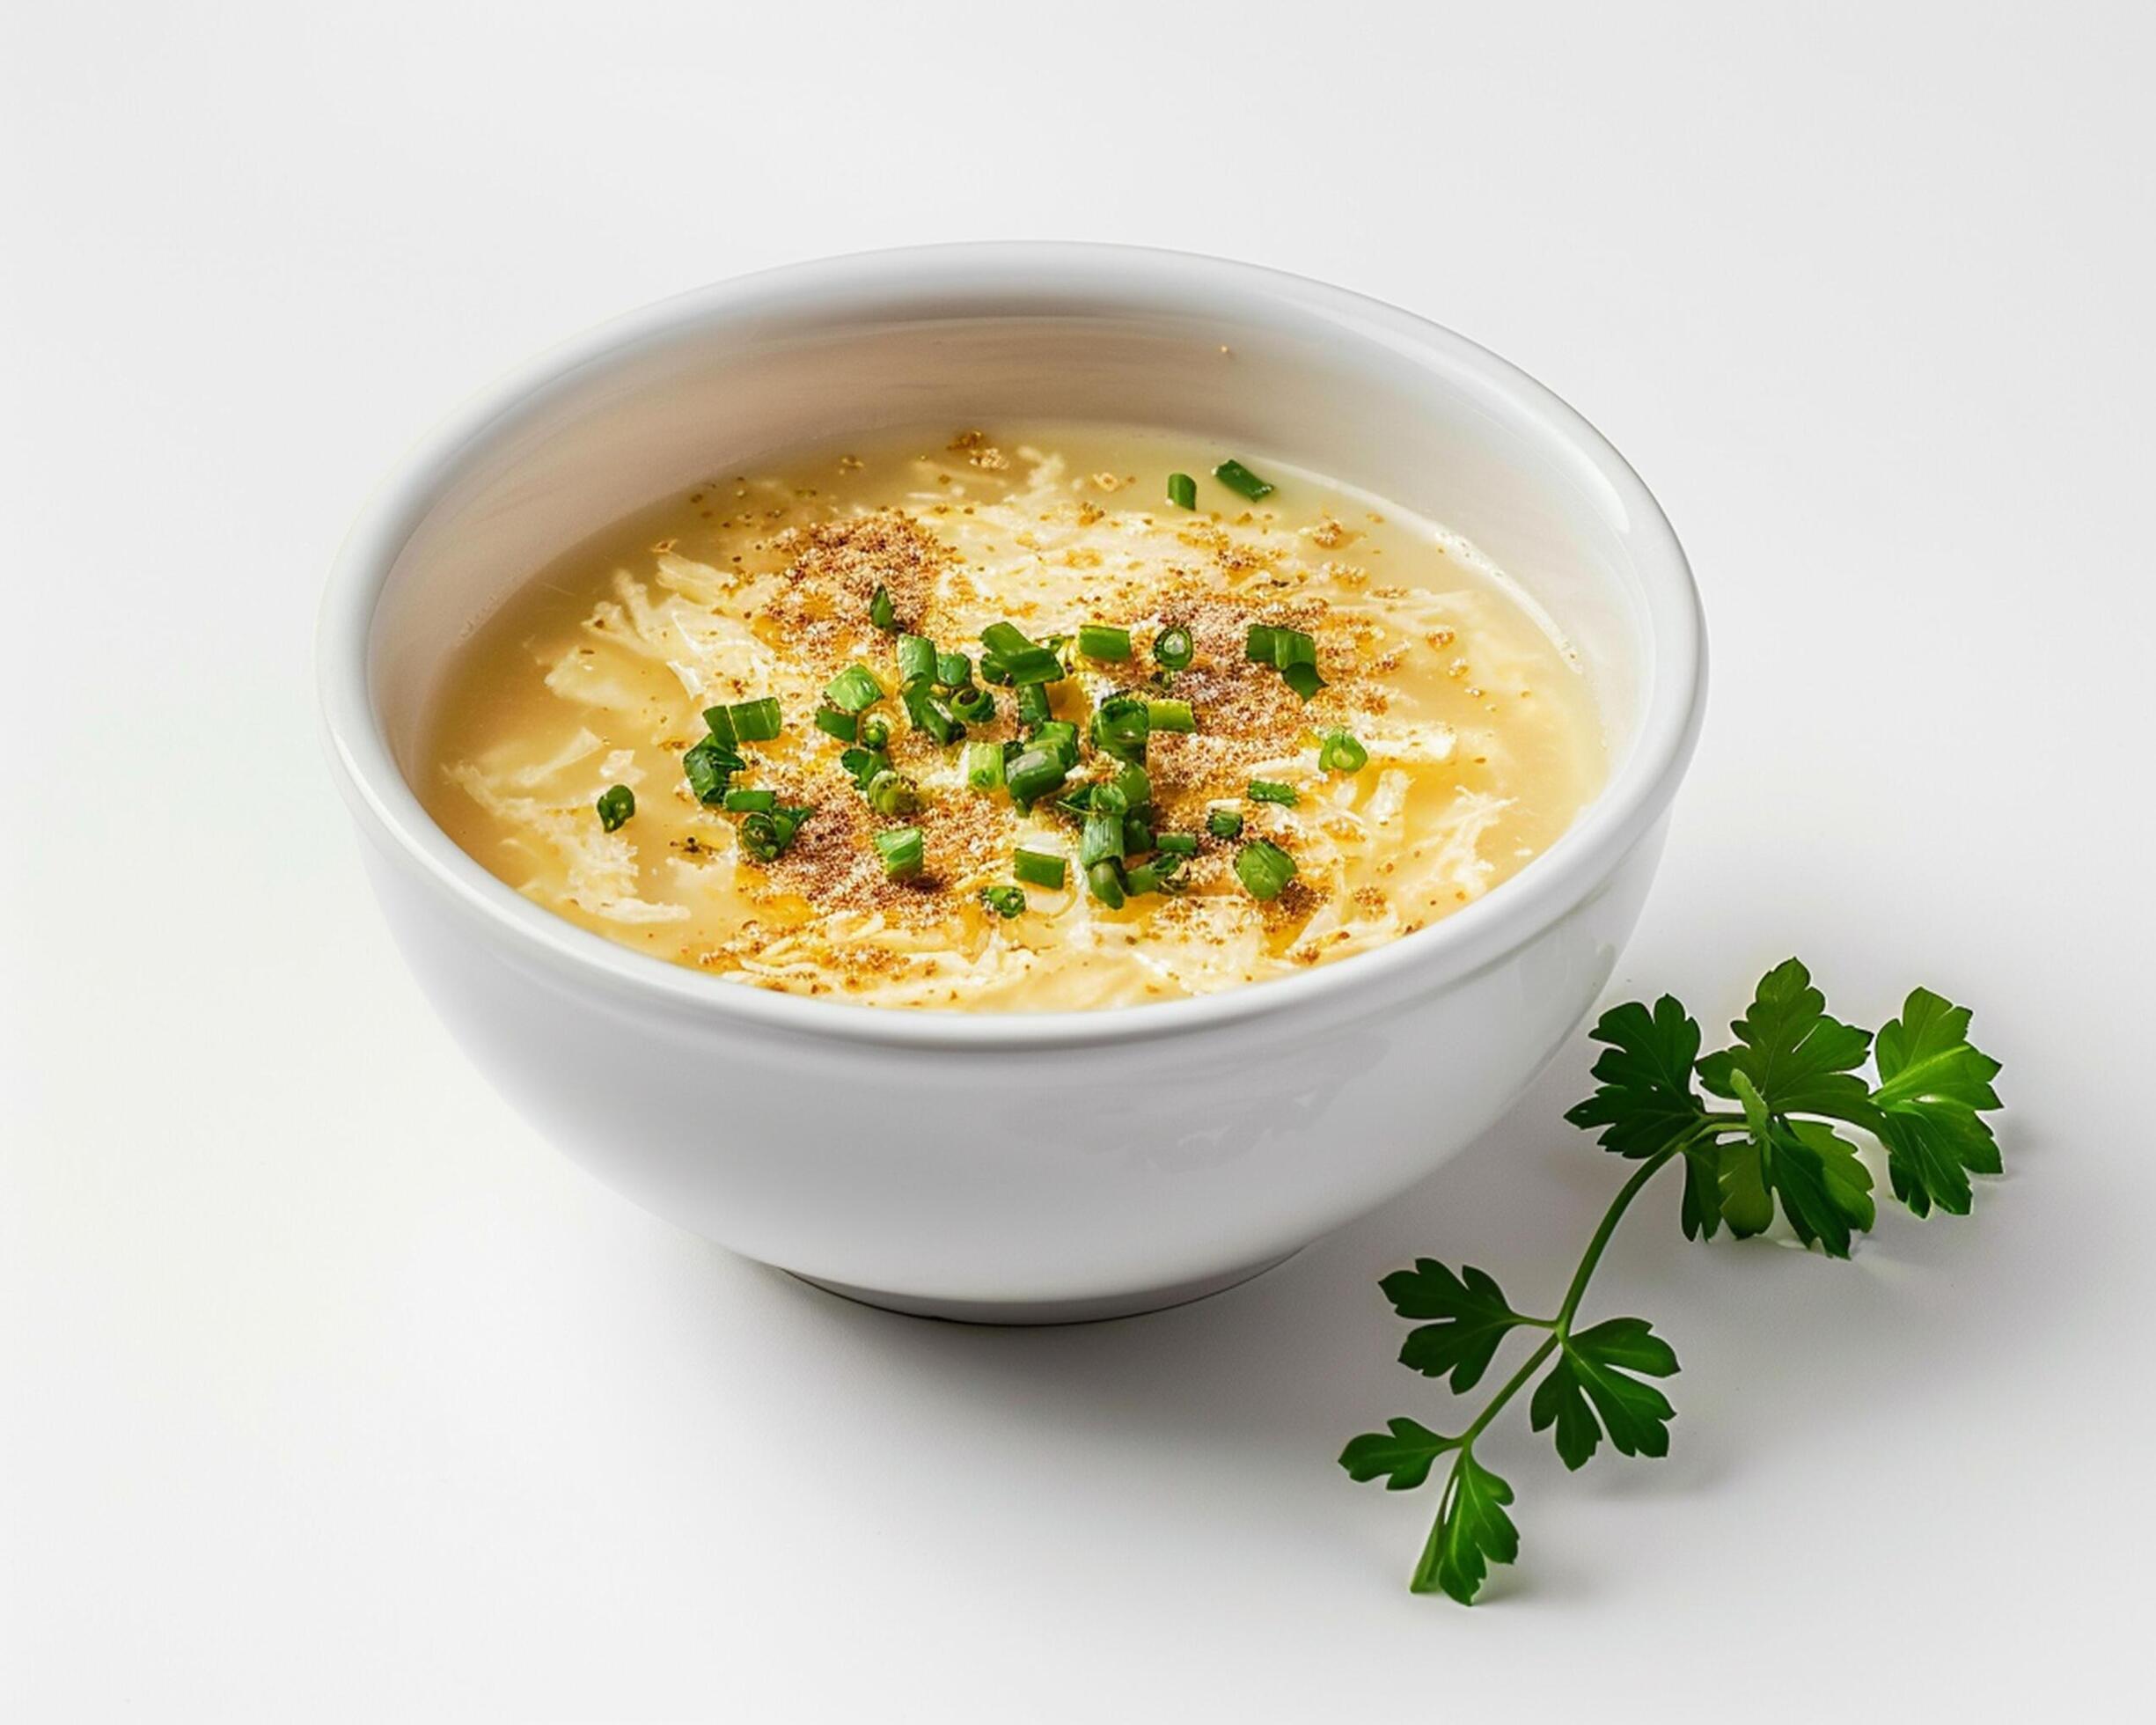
[4, 2, 2151, 1716]
[323, 242, 1702, 1316]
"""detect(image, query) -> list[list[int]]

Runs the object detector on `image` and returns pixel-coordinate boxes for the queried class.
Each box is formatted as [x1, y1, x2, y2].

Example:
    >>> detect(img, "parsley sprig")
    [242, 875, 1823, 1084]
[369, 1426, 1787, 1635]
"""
[1340, 959, 2004, 1603]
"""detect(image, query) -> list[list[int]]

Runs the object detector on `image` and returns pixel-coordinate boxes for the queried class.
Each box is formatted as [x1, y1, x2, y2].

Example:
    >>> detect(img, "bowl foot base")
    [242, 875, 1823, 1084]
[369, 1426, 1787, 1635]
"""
[787, 1251, 1297, 1325]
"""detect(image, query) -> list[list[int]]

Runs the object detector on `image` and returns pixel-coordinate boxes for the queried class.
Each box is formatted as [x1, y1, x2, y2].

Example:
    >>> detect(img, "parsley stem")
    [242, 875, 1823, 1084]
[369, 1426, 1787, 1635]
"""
[1553, 1145, 1683, 1338]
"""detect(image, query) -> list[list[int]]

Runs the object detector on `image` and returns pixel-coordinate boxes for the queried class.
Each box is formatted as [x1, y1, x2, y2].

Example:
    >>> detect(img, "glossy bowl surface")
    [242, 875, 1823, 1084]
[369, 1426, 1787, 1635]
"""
[319, 244, 1705, 1320]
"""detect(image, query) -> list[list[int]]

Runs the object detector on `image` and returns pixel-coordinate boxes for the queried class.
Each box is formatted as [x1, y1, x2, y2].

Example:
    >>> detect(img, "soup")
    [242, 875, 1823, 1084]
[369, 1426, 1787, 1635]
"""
[422, 425, 1604, 1010]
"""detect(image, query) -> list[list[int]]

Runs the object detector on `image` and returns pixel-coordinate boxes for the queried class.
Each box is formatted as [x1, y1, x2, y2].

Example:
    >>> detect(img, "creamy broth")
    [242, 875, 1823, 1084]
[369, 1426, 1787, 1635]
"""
[422, 426, 1604, 1010]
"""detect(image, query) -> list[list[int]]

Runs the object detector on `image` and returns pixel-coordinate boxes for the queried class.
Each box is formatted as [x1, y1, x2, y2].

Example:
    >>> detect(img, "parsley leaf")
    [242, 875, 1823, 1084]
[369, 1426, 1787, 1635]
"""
[1382, 1260, 1531, 1391]
[1419, 1452, 1519, 1603]
[1565, 995, 1709, 1156]
[1872, 987, 2004, 1217]
[1338, 1417, 1456, 1491]
[1529, 1318, 1681, 1470]
[1721, 1069, 1877, 1256]
[1698, 958, 1878, 1128]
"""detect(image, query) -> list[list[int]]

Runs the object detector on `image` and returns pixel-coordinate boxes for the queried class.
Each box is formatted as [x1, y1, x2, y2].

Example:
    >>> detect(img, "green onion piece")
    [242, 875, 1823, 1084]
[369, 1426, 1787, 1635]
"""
[1080, 811, 1126, 867]
[682, 738, 743, 804]
[979, 884, 1026, 919]
[905, 686, 964, 745]
[1249, 779, 1299, 806]
[1244, 625, 1278, 664]
[873, 826, 924, 880]
[722, 788, 777, 812]
[701, 705, 738, 746]
[1016, 681, 1052, 730]
[739, 807, 808, 862]
[869, 584, 898, 632]
[859, 716, 891, 750]
[1033, 720, 1082, 769]
[595, 785, 634, 832]
[1271, 628, 1317, 669]
[813, 707, 859, 743]
[1146, 698, 1195, 733]
[980, 621, 1035, 657]
[1077, 623, 1133, 662]
[1280, 661, 1324, 701]
[825, 664, 884, 714]
[1113, 763, 1152, 807]
[1123, 817, 1153, 855]
[1093, 781, 1130, 818]
[1013, 848, 1067, 889]
[937, 650, 973, 688]
[728, 697, 782, 742]
[1005, 747, 1069, 807]
[898, 634, 938, 687]
[865, 768, 921, 818]
[1154, 626, 1194, 671]
[1214, 458, 1275, 501]
[1166, 472, 1197, 510]
[999, 645, 1065, 686]
[1155, 832, 1199, 856]
[1206, 807, 1245, 840]
[839, 746, 886, 790]
[1234, 839, 1296, 900]
[1091, 694, 1150, 763]
[949, 685, 997, 724]
[1086, 860, 1127, 908]
[1319, 729, 1368, 773]
[964, 741, 1006, 791]
[1126, 854, 1185, 896]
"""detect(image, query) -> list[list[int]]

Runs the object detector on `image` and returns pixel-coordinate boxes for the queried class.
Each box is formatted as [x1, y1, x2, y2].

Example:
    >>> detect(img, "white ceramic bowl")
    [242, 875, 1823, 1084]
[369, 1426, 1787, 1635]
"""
[319, 244, 1705, 1322]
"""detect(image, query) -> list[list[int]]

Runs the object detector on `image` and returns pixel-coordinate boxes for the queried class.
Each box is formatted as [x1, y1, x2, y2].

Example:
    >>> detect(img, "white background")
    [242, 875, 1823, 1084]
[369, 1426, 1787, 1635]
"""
[5, 2, 2152, 1717]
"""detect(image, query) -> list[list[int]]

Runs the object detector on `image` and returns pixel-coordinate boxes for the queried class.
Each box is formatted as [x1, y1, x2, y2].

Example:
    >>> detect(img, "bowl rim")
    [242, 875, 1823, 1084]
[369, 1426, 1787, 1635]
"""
[318, 241, 1705, 1053]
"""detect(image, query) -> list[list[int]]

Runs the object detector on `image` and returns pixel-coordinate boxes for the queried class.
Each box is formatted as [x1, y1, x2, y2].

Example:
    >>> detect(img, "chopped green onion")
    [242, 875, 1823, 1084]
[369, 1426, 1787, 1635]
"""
[998, 645, 1065, 686]
[865, 768, 921, 818]
[904, 686, 964, 745]
[1155, 832, 1199, 856]
[739, 807, 808, 862]
[1091, 694, 1150, 763]
[859, 716, 891, 750]
[595, 785, 634, 832]
[949, 685, 997, 724]
[936, 650, 972, 688]
[1033, 720, 1082, 769]
[1244, 625, 1280, 664]
[1166, 472, 1197, 510]
[1280, 661, 1325, 701]
[839, 745, 887, 790]
[1080, 811, 1126, 868]
[812, 707, 859, 743]
[1078, 623, 1133, 662]
[981, 621, 1038, 658]
[1249, 780, 1299, 806]
[1234, 839, 1296, 900]
[1206, 807, 1245, 840]
[722, 788, 777, 812]
[979, 884, 1026, 919]
[682, 738, 743, 804]
[1214, 458, 1274, 501]
[1086, 860, 1127, 908]
[1016, 681, 1052, 730]
[1013, 848, 1067, 889]
[873, 826, 924, 880]
[701, 705, 737, 746]
[728, 697, 783, 742]
[898, 634, 938, 687]
[1146, 698, 1196, 733]
[1125, 853, 1185, 896]
[1005, 747, 1069, 807]
[964, 741, 1006, 791]
[825, 664, 884, 714]
[1093, 781, 1130, 818]
[1319, 729, 1368, 773]
[869, 584, 898, 632]
[1123, 816, 1154, 854]
[1153, 626, 1193, 671]
[1113, 763, 1152, 808]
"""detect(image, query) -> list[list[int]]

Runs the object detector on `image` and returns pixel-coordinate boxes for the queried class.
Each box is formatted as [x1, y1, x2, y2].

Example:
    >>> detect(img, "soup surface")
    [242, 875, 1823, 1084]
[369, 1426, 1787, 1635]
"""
[422, 425, 1604, 1010]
